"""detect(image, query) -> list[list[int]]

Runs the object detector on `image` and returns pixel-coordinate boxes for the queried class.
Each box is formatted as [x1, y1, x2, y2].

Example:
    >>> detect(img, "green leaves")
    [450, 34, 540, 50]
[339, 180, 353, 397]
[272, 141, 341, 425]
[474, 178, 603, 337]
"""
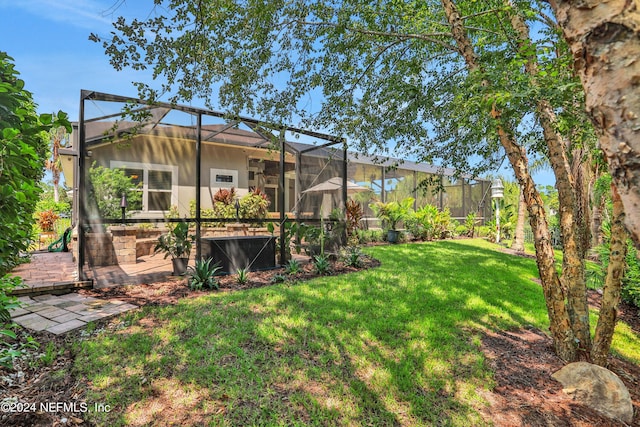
[0, 52, 69, 276]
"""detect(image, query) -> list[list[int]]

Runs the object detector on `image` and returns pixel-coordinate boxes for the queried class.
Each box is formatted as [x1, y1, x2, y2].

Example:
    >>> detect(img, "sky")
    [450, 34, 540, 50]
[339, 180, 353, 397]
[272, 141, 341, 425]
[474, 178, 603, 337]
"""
[0, 0, 155, 118]
[0, 0, 556, 187]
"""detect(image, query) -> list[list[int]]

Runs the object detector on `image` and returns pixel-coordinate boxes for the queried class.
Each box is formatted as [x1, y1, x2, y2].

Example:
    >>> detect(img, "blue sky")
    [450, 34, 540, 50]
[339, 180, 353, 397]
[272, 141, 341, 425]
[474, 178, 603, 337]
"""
[0, 0, 154, 118]
[0, 0, 555, 186]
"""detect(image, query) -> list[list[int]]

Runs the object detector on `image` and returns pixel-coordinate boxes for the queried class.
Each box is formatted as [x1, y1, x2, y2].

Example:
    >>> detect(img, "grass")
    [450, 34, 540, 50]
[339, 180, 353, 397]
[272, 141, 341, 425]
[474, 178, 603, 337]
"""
[73, 239, 640, 426]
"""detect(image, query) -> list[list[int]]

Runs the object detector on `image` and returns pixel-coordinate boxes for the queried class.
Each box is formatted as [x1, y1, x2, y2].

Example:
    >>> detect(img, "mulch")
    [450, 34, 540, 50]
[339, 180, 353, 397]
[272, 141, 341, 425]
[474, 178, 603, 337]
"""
[1, 252, 639, 426]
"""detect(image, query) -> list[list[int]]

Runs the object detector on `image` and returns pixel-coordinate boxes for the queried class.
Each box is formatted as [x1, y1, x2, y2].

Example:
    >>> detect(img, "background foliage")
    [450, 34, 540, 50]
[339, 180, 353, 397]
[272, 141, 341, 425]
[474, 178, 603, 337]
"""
[0, 51, 70, 368]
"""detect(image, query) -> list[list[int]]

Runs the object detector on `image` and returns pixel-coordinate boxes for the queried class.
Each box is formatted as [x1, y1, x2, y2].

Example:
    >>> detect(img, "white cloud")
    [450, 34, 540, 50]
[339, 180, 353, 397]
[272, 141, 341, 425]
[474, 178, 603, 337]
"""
[1, 0, 118, 29]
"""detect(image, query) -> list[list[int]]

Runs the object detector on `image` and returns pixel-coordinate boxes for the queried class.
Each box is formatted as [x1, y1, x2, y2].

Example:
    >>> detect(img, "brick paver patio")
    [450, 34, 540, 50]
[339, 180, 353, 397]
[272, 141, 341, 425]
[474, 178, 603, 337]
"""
[10, 293, 137, 335]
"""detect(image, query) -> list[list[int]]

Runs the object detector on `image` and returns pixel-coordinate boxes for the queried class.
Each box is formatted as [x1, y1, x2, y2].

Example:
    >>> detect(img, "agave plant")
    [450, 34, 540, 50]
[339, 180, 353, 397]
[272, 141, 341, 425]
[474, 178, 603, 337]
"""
[313, 254, 332, 275]
[236, 267, 250, 285]
[284, 259, 302, 275]
[187, 258, 222, 290]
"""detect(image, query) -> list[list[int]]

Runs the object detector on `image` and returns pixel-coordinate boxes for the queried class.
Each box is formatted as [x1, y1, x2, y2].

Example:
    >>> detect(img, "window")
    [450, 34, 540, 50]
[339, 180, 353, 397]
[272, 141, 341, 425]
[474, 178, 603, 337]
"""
[215, 174, 234, 183]
[210, 168, 238, 188]
[111, 161, 178, 212]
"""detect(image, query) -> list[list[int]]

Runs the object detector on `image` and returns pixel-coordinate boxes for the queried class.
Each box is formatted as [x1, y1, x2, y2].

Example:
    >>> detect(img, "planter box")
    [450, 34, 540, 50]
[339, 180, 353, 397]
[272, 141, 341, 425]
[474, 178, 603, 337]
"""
[201, 236, 276, 274]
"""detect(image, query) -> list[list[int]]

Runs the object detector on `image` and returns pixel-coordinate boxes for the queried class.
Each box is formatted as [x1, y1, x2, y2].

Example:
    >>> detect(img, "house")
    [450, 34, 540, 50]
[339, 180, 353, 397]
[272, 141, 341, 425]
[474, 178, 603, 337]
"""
[60, 90, 491, 279]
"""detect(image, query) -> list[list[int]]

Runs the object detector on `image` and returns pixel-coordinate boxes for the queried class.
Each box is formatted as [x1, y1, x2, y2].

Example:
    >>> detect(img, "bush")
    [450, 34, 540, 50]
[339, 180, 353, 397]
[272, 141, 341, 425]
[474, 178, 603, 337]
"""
[340, 246, 364, 268]
[0, 52, 70, 275]
[186, 258, 222, 290]
[284, 259, 302, 275]
[1, 53, 72, 369]
[346, 200, 364, 238]
[454, 224, 467, 237]
[356, 229, 385, 244]
[621, 242, 640, 308]
[236, 268, 250, 285]
[239, 188, 270, 221]
[405, 204, 455, 241]
[313, 254, 332, 275]
[37, 209, 59, 232]
[591, 238, 640, 309]
[463, 212, 479, 237]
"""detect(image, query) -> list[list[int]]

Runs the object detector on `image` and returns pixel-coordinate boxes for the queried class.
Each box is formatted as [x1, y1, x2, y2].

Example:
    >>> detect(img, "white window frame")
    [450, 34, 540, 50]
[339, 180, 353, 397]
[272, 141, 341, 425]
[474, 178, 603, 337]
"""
[110, 161, 178, 213]
[210, 168, 238, 188]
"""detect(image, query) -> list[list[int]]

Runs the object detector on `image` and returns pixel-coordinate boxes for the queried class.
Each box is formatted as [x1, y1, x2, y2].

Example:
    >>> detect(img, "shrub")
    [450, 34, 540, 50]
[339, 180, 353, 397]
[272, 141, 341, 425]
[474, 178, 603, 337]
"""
[270, 273, 287, 284]
[213, 187, 236, 204]
[463, 212, 479, 237]
[340, 246, 363, 268]
[37, 209, 59, 232]
[0, 276, 24, 369]
[187, 258, 222, 290]
[405, 204, 437, 240]
[370, 197, 414, 231]
[1, 53, 69, 368]
[346, 200, 364, 238]
[236, 268, 250, 285]
[284, 259, 302, 275]
[239, 189, 270, 220]
[621, 243, 640, 308]
[313, 254, 332, 275]
[356, 229, 371, 244]
[0, 52, 70, 275]
[589, 229, 640, 308]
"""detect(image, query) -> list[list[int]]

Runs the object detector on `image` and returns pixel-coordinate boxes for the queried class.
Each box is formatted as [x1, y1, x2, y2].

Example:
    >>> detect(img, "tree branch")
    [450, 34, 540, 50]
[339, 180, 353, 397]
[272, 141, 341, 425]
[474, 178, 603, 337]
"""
[297, 20, 458, 52]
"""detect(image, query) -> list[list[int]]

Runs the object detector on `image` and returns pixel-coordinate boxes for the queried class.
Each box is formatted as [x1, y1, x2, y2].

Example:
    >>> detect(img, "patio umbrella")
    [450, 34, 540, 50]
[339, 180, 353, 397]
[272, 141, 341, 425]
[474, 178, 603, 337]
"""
[302, 177, 369, 217]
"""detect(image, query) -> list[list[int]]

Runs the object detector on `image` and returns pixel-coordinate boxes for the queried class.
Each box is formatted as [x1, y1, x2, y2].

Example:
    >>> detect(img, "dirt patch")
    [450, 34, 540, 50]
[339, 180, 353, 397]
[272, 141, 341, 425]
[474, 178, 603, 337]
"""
[78, 255, 381, 307]
[2, 253, 639, 426]
[479, 321, 640, 426]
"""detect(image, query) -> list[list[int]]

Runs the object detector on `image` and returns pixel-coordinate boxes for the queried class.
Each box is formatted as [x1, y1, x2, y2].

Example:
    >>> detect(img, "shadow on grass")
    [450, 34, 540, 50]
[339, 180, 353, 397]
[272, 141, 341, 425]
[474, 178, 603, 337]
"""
[76, 239, 551, 426]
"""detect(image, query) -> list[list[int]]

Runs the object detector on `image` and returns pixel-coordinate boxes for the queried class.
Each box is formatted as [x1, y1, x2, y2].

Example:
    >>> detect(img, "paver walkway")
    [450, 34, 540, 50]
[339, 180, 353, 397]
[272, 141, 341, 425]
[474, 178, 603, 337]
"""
[10, 293, 137, 335]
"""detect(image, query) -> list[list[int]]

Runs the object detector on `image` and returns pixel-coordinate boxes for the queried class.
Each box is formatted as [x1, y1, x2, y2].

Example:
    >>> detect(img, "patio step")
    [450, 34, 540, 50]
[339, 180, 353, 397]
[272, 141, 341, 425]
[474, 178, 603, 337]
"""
[8, 251, 93, 297]
[9, 280, 94, 297]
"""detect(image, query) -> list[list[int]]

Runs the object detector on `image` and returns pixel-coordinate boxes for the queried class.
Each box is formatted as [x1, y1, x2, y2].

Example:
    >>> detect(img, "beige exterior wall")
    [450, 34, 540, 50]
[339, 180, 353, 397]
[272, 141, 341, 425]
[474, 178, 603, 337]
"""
[90, 133, 293, 218]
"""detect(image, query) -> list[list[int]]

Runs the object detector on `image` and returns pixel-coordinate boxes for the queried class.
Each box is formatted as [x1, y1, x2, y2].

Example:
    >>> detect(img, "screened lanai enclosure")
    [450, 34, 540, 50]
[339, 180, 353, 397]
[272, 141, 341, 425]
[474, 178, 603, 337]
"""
[61, 91, 492, 282]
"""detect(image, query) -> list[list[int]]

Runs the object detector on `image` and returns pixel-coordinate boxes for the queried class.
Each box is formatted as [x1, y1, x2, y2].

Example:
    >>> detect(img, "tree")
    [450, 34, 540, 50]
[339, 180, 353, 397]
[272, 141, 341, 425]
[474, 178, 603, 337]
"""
[0, 52, 70, 275]
[547, 0, 640, 249]
[45, 114, 70, 203]
[0, 51, 70, 368]
[92, 0, 625, 362]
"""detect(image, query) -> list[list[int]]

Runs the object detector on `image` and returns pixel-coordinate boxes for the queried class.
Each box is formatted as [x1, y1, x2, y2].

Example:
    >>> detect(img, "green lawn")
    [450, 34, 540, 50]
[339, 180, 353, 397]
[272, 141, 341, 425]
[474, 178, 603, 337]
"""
[74, 239, 640, 426]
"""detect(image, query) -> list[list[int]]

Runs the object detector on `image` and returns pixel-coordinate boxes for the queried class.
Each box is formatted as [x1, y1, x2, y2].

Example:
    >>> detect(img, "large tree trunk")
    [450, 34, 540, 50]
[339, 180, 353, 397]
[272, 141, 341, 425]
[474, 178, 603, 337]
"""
[508, 6, 591, 355]
[511, 187, 526, 252]
[571, 148, 592, 258]
[442, 0, 578, 361]
[549, 0, 640, 249]
[591, 183, 627, 366]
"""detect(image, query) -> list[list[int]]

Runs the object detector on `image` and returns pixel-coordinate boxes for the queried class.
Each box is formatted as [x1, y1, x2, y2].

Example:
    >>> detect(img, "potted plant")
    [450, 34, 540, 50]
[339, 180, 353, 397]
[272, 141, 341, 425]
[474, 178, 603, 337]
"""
[370, 197, 414, 243]
[154, 222, 195, 275]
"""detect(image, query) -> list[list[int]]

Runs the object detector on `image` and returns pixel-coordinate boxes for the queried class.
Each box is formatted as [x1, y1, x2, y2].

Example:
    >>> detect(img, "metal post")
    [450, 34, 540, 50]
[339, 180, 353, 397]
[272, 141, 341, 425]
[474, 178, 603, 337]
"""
[496, 202, 501, 243]
[342, 140, 348, 245]
[279, 129, 286, 264]
[195, 113, 202, 260]
[77, 92, 87, 281]
[120, 193, 127, 225]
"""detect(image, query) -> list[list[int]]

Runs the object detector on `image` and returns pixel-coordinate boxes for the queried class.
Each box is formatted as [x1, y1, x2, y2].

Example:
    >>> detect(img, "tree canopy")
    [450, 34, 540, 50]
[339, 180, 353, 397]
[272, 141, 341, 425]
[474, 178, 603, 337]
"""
[93, 0, 582, 177]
